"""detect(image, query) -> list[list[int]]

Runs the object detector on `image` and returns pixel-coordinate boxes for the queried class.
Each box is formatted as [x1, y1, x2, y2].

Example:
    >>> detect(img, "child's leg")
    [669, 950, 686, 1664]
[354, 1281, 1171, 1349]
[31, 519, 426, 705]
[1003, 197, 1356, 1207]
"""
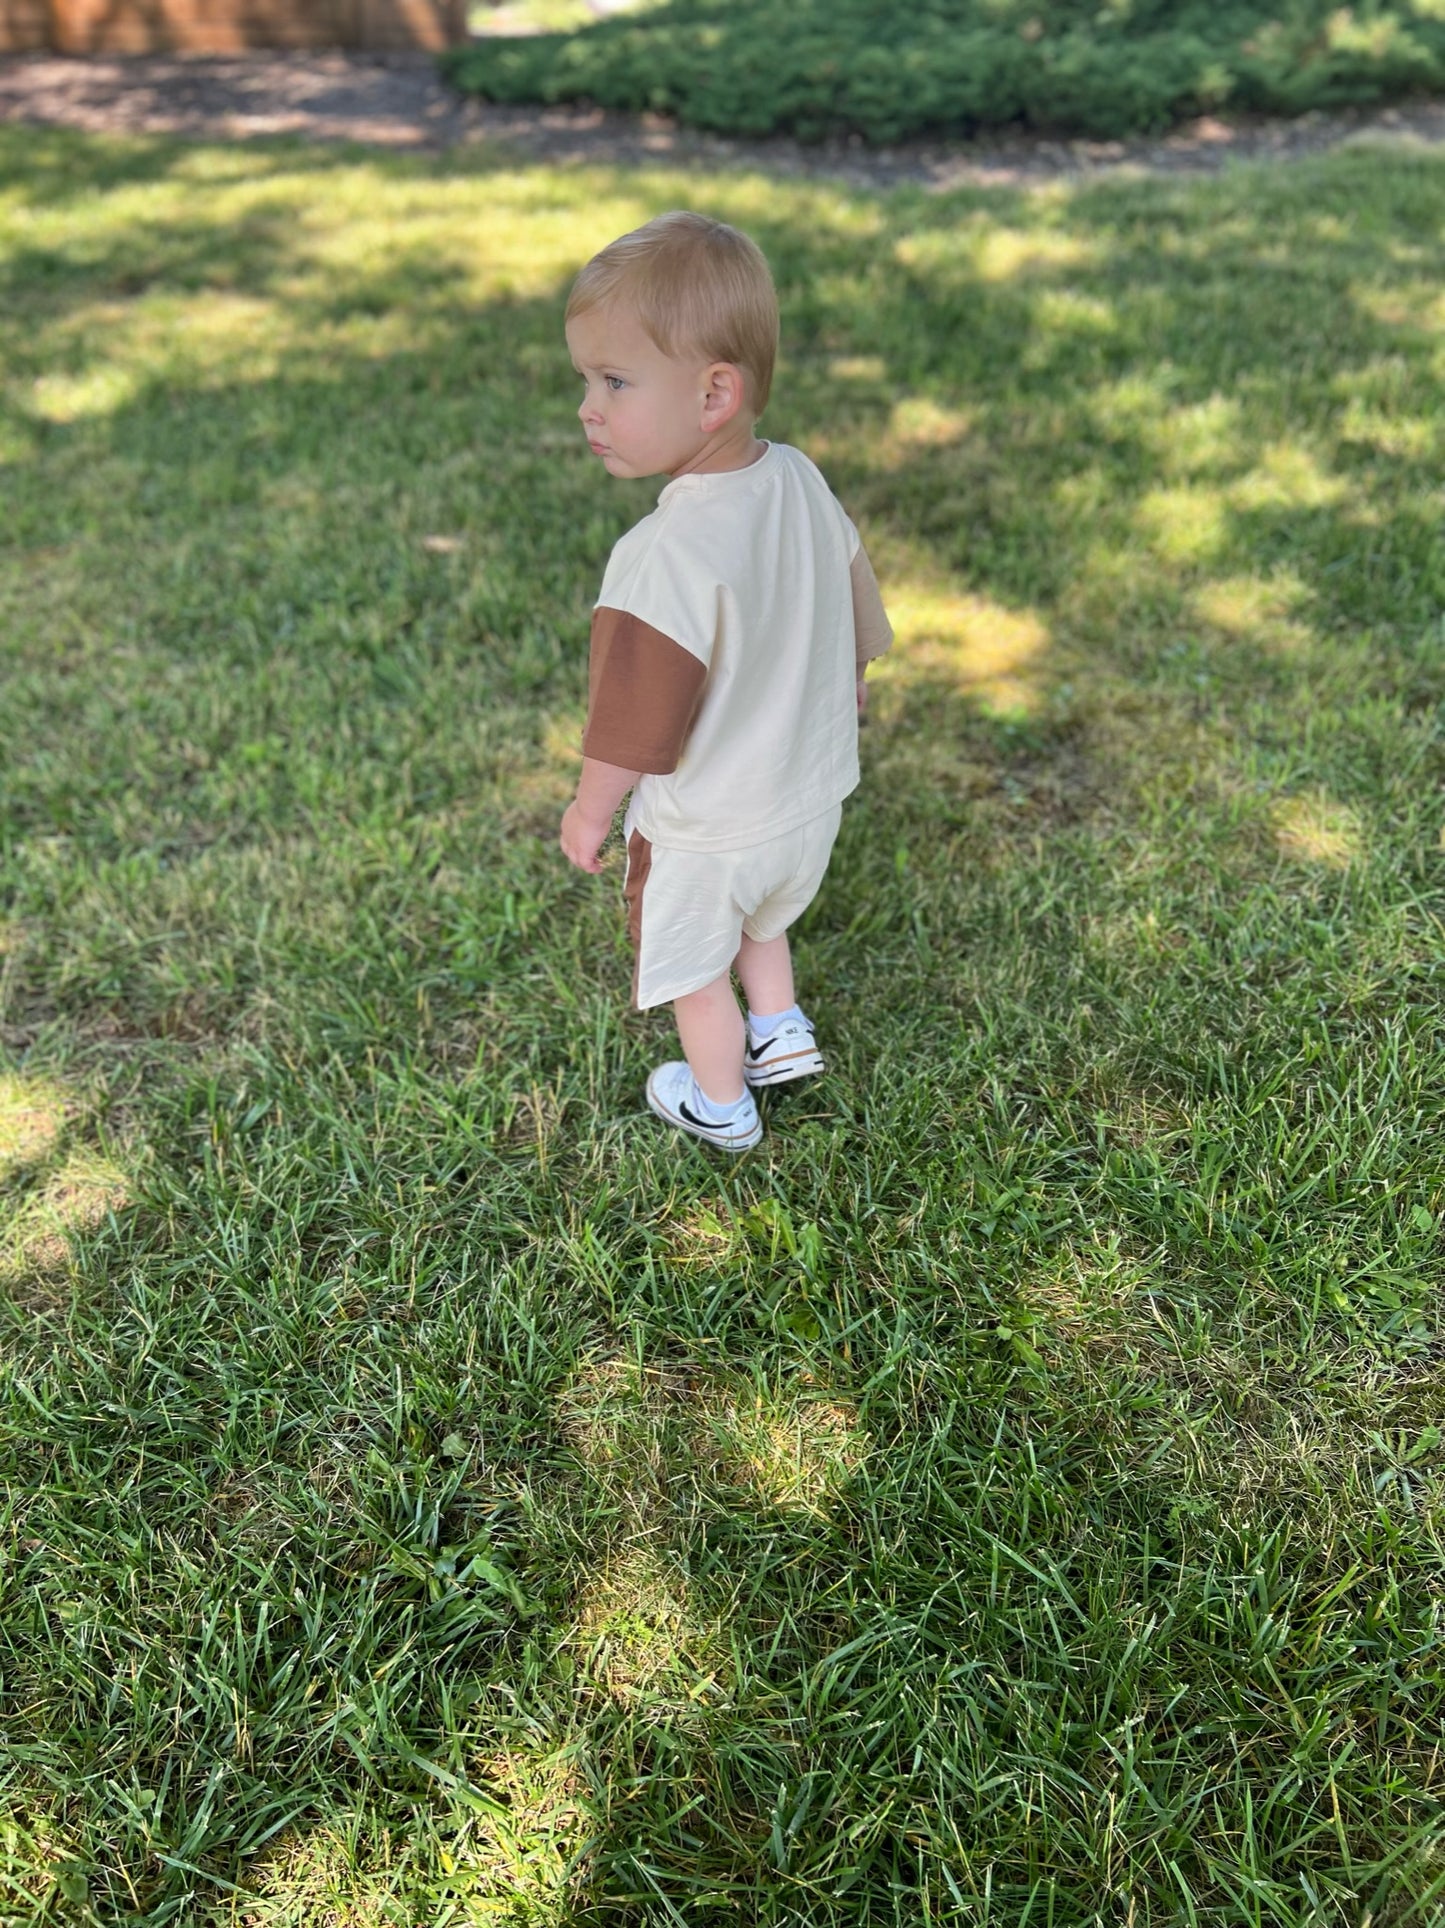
[673, 974, 746, 1105]
[734, 931, 795, 1017]
[733, 927, 823, 1087]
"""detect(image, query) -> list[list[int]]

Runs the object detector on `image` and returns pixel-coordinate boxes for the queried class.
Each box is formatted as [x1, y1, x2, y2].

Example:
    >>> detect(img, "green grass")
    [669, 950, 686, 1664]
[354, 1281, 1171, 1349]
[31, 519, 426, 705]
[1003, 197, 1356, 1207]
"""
[1, 125, 1444, 1927]
[469, 0, 660, 34]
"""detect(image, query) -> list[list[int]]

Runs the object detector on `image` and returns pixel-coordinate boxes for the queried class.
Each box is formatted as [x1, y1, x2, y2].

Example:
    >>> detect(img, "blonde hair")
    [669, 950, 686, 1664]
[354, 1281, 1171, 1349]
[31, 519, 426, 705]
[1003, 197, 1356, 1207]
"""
[566, 210, 779, 415]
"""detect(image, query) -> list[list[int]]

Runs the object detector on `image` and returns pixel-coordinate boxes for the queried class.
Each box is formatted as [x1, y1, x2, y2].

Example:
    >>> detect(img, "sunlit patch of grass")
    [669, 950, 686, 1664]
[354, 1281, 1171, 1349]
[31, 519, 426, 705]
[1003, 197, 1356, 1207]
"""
[1016, 1240, 1178, 1361]
[236, 1824, 404, 1928]
[895, 222, 1099, 284]
[0, 1072, 128, 1303]
[556, 1352, 674, 1474]
[887, 395, 972, 445]
[881, 587, 1050, 714]
[828, 354, 887, 382]
[1150, 395, 1243, 479]
[1351, 275, 1445, 327]
[449, 1744, 586, 1922]
[1089, 368, 1182, 436]
[571, 1545, 730, 1717]
[1336, 402, 1437, 459]
[0, 1783, 85, 1925]
[703, 1385, 867, 1515]
[28, 362, 144, 425]
[0, 1073, 68, 1181]
[1032, 287, 1118, 339]
[1271, 793, 1368, 869]
[243, 1749, 585, 1923]
[1192, 573, 1311, 649]
[1229, 441, 1347, 512]
[295, 182, 590, 309]
[1135, 483, 1230, 565]
[31, 294, 297, 420]
[872, 395, 975, 472]
[1083, 901, 1193, 968]
[0, 1146, 131, 1290]
[472, 0, 660, 33]
[661, 1195, 742, 1270]
[538, 712, 588, 778]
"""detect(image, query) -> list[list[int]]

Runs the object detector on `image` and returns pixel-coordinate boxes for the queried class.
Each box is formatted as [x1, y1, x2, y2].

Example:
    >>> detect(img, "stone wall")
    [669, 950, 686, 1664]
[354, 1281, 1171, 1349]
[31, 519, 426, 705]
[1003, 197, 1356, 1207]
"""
[1, 0, 468, 54]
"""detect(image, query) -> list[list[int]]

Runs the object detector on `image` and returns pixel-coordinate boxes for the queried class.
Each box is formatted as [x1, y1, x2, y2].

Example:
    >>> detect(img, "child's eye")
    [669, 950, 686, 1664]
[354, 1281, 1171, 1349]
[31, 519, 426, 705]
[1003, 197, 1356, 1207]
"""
[605, 375, 626, 392]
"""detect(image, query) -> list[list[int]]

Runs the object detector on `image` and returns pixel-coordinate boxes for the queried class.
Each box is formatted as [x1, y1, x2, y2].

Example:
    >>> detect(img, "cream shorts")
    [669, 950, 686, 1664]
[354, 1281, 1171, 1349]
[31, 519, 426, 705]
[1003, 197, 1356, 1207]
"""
[622, 804, 843, 1010]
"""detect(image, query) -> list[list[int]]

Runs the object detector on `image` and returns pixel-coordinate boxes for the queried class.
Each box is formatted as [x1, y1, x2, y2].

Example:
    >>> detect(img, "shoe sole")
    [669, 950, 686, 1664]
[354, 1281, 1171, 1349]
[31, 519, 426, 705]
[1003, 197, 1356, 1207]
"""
[743, 1050, 825, 1089]
[646, 1071, 763, 1151]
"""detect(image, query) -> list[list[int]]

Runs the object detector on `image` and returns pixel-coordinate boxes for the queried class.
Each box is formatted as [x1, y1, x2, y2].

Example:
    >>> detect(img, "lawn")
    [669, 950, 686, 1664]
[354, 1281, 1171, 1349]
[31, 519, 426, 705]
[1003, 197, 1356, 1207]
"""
[1, 124, 1443, 1926]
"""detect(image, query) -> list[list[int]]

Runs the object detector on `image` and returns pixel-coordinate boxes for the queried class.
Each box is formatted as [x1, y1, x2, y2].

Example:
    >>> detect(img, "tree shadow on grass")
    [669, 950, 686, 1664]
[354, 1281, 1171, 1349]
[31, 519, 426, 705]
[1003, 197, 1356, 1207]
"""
[3, 125, 1444, 1923]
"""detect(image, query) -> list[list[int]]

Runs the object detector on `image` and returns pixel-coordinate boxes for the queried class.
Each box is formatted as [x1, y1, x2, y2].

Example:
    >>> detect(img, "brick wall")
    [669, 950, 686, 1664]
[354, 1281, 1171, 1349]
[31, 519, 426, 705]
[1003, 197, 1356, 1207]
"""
[1, 0, 468, 53]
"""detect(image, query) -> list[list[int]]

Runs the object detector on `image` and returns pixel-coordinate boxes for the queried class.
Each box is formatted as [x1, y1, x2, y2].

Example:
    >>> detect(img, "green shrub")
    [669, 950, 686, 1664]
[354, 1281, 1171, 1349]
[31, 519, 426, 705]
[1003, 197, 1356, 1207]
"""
[445, 1, 1445, 143]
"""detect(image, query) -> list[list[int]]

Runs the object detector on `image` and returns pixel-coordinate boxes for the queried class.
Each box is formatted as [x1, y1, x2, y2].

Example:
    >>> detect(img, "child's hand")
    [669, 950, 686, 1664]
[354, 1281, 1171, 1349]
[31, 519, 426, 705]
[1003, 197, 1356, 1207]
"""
[560, 801, 609, 874]
[856, 675, 869, 718]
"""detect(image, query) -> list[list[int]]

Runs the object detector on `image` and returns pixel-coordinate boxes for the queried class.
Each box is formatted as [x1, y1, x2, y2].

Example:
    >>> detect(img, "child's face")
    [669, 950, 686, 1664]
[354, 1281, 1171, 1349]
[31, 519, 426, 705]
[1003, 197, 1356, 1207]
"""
[566, 304, 720, 480]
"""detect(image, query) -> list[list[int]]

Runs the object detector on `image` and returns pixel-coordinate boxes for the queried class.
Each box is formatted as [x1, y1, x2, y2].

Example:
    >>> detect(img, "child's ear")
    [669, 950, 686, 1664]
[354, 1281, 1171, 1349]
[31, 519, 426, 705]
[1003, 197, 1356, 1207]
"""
[700, 361, 747, 432]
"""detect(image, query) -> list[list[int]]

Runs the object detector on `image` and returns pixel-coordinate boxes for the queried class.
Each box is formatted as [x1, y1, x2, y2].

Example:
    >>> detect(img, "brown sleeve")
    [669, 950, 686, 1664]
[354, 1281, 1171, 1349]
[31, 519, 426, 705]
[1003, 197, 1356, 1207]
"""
[582, 606, 708, 774]
[851, 545, 893, 671]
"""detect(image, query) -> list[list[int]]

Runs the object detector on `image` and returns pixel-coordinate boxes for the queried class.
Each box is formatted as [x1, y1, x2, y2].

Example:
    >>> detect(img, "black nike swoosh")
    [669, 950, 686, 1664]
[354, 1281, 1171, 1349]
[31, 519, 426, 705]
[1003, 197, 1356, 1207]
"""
[745, 1039, 772, 1062]
[679, 1101, 722, 1130]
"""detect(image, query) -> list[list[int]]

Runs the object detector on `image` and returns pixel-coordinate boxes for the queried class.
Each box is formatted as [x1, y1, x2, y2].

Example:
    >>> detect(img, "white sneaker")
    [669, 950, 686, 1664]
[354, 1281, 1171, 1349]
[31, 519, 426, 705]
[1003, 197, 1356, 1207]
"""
[743, 1015, 825, 1088]
[645, 1062, 763, 1151]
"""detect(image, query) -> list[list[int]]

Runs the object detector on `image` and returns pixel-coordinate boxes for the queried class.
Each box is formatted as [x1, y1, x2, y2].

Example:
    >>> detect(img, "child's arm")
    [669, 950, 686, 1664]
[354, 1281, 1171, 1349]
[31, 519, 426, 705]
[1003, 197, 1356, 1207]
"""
[851, 541, 893, 721]
[560, 755, 641, 874]
[562, 603, 707, 871]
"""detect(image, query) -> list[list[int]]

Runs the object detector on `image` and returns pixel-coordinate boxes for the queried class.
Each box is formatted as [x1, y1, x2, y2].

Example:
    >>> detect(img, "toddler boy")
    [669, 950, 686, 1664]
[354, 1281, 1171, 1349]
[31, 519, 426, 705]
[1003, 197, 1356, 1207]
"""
[558, 210, 892, 1151]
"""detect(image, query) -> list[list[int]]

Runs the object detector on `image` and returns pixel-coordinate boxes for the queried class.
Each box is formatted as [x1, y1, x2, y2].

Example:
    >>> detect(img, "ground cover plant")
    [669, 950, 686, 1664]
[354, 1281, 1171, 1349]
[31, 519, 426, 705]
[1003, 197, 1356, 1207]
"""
[1, 120, 1444, 1927]
[449, 0, 1445, 144]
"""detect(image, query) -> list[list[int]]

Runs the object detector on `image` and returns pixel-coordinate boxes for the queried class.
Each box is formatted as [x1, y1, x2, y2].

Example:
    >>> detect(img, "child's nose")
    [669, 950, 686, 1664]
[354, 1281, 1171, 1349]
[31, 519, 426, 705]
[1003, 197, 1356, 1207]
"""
[579, 393, 602, 425]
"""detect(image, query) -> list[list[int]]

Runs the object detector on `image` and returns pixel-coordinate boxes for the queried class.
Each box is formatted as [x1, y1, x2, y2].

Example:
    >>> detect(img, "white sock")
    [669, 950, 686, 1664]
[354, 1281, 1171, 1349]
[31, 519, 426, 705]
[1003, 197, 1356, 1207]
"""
[747, 1002, 805, 1040]
[690, 1077, 753, 1124]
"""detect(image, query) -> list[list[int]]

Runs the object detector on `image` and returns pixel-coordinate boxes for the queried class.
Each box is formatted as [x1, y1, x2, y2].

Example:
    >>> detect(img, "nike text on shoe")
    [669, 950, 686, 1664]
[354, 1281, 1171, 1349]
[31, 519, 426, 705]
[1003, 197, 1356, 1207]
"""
[742, 1018, 825, 1088]
[646, 1062, 763, 1152]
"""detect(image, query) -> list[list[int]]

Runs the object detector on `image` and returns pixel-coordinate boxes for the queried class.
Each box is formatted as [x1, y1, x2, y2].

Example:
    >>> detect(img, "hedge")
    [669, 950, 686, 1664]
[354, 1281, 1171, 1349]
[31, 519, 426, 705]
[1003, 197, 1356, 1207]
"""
[445, 1, 1445, 144]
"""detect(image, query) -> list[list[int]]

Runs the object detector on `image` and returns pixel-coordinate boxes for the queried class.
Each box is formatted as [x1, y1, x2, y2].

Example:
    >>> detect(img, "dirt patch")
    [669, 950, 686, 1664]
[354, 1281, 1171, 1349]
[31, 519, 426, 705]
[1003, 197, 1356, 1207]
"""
[2, 50, 1444, 187]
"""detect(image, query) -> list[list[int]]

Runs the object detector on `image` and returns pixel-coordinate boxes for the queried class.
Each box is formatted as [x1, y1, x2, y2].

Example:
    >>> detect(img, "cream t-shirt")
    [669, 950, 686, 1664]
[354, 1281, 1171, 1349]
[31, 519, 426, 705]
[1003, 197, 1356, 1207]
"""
[581, 441, 892, 853]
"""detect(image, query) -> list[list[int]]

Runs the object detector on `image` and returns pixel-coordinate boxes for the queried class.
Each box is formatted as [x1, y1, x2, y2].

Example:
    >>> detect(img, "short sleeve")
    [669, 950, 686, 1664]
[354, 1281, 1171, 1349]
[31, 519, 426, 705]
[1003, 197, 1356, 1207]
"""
[582, 607, 708, 774]
[848, 542, 893, 669]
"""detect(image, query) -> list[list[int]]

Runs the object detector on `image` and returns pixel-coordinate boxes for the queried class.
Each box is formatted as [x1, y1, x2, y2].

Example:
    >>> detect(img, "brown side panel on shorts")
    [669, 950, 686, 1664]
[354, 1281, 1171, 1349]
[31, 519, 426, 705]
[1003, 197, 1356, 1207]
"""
[623, 829, 653, 1008]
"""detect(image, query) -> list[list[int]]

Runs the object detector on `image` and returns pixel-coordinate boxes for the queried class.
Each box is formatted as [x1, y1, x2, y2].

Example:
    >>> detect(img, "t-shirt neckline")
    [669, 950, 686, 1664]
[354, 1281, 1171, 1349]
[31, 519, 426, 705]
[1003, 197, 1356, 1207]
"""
[659, 441, 777, 502]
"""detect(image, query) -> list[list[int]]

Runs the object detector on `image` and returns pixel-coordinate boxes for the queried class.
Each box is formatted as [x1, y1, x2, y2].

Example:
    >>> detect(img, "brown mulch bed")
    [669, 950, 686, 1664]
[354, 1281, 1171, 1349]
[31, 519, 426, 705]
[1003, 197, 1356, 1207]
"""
[2, 49, 1444, 186]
